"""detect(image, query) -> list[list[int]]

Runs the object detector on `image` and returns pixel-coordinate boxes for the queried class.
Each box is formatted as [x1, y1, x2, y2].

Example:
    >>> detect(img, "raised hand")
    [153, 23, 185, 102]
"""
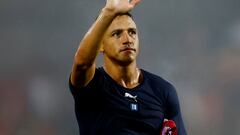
[104, 0, 141, 14]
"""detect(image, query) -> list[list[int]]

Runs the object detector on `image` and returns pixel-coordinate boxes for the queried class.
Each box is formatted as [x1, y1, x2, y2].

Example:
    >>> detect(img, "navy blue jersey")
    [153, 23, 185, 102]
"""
[69, 67, 187, 135]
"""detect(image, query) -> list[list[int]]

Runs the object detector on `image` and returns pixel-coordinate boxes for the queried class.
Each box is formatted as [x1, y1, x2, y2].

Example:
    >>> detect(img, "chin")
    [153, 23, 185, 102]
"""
[117, 58, 136, 66]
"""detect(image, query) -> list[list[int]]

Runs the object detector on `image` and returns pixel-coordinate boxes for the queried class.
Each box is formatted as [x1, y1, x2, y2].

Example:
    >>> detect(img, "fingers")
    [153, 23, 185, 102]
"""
[104, 0, 141, 14]
[128, 0, 141, 9]
[127, 0, 141, 11]
[129, 0, 141, 6]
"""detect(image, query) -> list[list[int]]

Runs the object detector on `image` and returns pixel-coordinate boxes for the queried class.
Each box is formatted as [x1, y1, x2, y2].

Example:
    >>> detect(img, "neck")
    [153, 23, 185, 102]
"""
[103, 61, 141, 89]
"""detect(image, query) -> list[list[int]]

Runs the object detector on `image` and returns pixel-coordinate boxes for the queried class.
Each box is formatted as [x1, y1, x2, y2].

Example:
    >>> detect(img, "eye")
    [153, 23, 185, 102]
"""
[112, 32, 119, 37]
[128, 29, 136, 37]
[111, 30, 121, 38]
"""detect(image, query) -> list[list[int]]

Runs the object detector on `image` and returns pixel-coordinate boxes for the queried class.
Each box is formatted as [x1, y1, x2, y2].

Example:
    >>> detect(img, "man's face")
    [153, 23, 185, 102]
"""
[102, 15, 139, 65]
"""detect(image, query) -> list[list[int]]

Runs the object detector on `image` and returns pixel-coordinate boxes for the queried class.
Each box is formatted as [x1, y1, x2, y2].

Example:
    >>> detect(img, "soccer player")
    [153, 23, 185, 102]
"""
[69, 0, 187, 134]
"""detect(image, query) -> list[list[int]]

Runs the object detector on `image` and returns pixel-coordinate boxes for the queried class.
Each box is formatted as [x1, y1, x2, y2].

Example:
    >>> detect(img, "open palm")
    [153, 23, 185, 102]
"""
[105, 0, 141, 14]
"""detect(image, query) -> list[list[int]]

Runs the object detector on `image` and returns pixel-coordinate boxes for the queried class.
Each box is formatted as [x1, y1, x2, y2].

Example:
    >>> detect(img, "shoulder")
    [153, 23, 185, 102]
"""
[141, 69, 178, 106]
[142, 69, 175, 90]
[141, 69, 178, 100]
[69, 67, 105, 92]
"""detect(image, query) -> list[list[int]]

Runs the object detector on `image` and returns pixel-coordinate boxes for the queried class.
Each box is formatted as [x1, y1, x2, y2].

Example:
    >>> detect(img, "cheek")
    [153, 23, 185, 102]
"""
[103, 42, 116, 54]
[103, 39, 119, 50]
[135, 39, 139, 48]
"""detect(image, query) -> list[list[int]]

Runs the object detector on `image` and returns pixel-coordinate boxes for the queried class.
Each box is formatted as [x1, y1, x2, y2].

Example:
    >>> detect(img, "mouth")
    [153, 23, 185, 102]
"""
[119, 47, 136, 52]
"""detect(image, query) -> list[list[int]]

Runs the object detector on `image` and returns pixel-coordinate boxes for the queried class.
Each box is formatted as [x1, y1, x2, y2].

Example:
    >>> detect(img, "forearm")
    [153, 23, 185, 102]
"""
[74, 8, 117, 67]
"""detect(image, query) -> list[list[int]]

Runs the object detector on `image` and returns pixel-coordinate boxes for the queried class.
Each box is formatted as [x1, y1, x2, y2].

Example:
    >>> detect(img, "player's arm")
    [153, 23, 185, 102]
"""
[165, 85, 187, 135]
[70, 9, 116, 88]
[70, 0, 141, 88]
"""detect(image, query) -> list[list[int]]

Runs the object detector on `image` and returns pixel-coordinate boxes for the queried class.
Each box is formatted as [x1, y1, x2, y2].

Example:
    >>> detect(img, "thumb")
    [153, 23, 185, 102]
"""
[129, 0, 141, 8]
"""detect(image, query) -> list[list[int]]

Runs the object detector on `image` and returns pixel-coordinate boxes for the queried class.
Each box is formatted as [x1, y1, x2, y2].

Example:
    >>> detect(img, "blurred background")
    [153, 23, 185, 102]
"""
[0, 0, 240, 134]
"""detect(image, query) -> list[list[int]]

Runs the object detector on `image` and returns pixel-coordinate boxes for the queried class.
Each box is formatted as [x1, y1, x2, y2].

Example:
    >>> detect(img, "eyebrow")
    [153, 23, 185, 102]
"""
[128, 28, 137, 32]
[111, 29, 122, 33]
[111, 27, 137, 33]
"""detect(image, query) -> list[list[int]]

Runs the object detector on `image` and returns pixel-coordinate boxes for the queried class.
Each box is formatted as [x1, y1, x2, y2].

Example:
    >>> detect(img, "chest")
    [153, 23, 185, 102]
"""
[96, 81, 167, 130]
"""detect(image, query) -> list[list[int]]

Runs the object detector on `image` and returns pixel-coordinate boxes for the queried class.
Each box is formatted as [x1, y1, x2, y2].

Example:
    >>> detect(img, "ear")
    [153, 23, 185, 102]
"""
[99, 43, 104, 53]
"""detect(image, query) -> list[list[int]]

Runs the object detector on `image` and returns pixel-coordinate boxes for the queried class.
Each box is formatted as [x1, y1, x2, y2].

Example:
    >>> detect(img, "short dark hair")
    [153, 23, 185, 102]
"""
[117, 12, 133, 19]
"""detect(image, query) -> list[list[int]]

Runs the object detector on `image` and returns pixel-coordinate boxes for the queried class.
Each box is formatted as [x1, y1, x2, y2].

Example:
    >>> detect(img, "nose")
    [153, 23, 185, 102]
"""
[121, 31, 132, 44]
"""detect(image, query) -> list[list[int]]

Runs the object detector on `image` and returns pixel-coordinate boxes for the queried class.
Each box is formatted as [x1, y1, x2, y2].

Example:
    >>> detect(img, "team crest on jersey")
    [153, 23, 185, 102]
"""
[130, 103, 138, 111]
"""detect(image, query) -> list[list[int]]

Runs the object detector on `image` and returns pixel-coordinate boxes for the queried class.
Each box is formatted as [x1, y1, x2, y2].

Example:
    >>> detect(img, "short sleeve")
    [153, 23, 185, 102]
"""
[68, 68, 104, 111]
